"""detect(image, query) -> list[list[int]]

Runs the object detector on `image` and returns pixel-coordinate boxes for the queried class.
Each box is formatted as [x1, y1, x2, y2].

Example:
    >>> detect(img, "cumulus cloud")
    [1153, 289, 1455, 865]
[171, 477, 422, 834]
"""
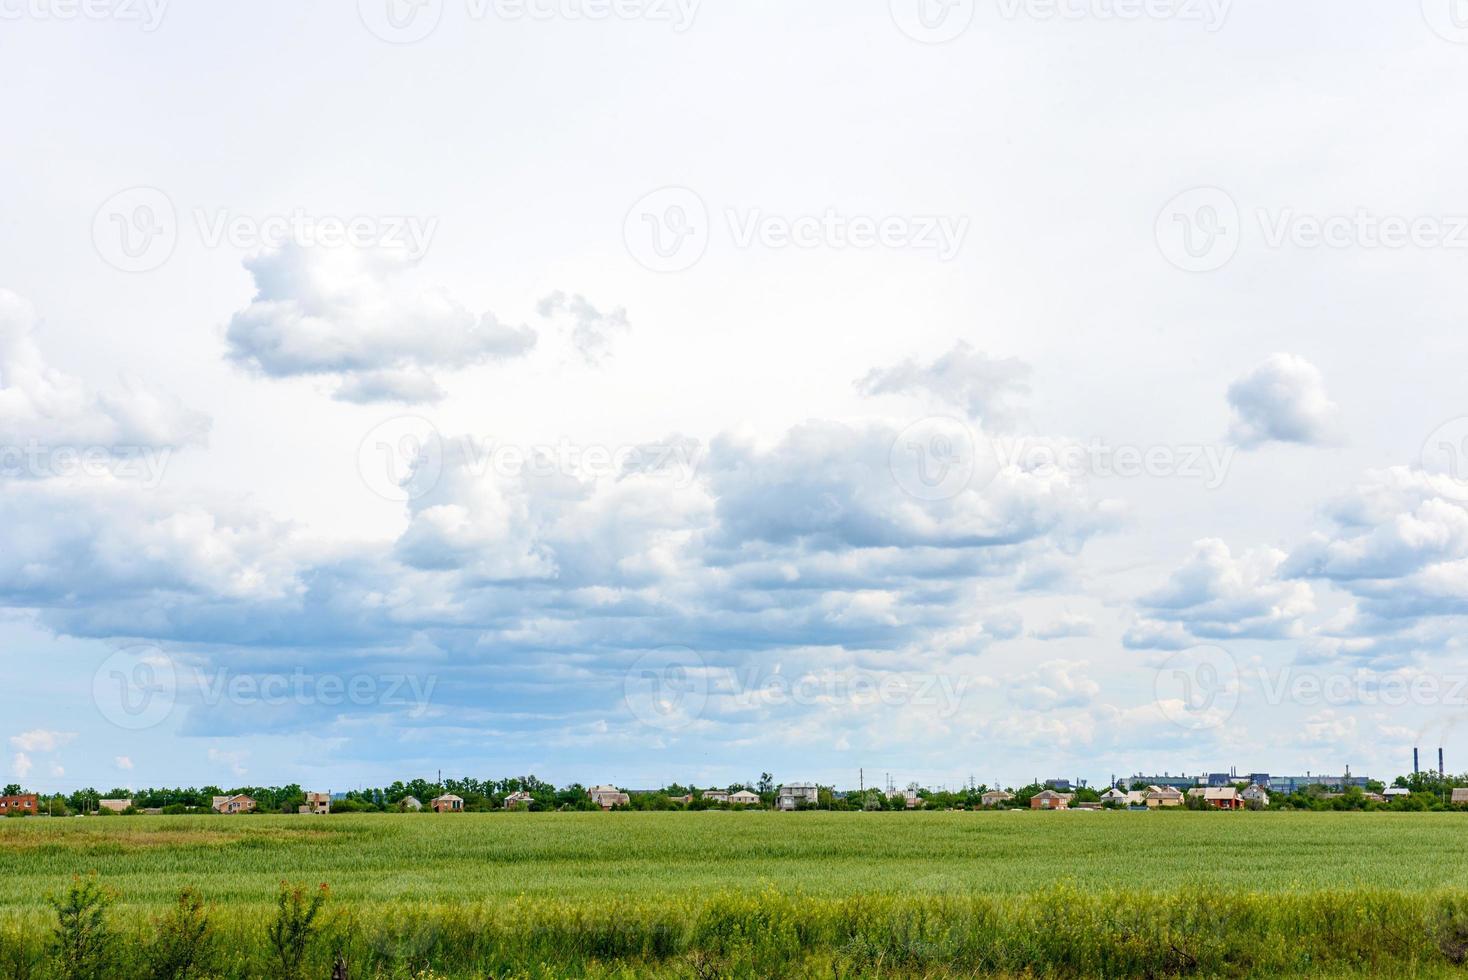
[1006, 660, 1100, 709]
[1226, 353, 1341, 448]
[10, 729, 76, 752]
[1031, 612, 1095, 640]
[1126, 539, 1315, 646]
[537, 291, 630, 366]
[224, 246, 537, 403]
[0, 290, 208, 464]
[11, 753, 30, 778]
[855, 342, 1031, 427]
[115, 755, 133, 770]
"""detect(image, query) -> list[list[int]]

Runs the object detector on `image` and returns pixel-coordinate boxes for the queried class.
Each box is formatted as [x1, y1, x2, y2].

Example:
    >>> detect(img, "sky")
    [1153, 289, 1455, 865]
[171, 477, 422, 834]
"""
[3, 0, 1468, 795]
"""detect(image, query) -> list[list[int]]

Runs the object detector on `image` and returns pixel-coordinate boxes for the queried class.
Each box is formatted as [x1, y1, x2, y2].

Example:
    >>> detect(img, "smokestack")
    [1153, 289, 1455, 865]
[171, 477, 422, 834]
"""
[1414, 748, 1420, 774]
[1441, 747, 1446, 777]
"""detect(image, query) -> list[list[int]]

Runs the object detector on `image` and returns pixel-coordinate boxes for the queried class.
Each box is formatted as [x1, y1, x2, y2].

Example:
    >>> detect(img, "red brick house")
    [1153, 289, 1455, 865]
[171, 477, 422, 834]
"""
[211, 794, 257, 814]
[0, 794, 39, 815]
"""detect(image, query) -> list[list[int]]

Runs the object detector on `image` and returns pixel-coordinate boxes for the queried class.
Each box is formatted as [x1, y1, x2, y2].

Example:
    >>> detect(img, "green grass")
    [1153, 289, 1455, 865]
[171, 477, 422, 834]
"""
[4, 811, 1468, 976]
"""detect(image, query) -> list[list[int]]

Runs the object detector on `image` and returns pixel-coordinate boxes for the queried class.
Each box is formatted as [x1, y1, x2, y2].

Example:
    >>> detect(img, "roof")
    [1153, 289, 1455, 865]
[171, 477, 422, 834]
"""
[1384, 787, 1410, 796]
[431, 794, 463, 802]
[1203, 787, 1238, 800]
[1452, 788, 1468, 803]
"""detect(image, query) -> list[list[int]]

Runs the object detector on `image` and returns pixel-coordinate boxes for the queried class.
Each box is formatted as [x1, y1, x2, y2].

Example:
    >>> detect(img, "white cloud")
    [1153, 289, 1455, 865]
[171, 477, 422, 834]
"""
[855, 342, 1030, 427]
[10, 729, 76, 752]
[537, 291, 630, 366]
[11, 752, 31, 778]
[115, 756, 133, 770]
[224, 246, 537, 403]
[1031, 612, 1095, 640]
[1226, 353, 1340, 448]
[1127, 539, 1315, 645]
[1007, 660, 1101, 710]
[0, 290, 208, 458]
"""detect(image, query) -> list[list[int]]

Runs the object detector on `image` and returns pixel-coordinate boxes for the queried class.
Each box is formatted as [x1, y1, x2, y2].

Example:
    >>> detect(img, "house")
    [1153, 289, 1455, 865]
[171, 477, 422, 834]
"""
[430, 794, 464, 813]
[399, 795, 423, 811]
[889, 789, 920, 809]
[1030, 790, 1073, 810]
[1241, 784, 1270, 807]
[299, 792, 330, 815]
[703, 790, 729, 803]
[211, 794, 256, 814]
[1099, 787, 1130, 805]
[1384, 787, 1410, 799]
[98, 798, 133, 813]
[1452, 789, 1468, 805]
[588, 785, 630, 810]
[1145, 786, 1183, 808]
[777, 783, 818, 810]
[727, 789, 761, 806]
[503, 791, 534, 809]
[0, 794, 39, 815]
[981, 789, 1014, 808]
[1200, 787, 1243, 810]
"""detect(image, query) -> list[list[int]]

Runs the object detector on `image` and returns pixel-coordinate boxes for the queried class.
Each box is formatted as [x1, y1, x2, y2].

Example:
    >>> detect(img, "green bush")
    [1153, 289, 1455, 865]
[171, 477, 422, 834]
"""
[46, 876, 112, 980]
[145, 887, 213, 979]
[267, 881, 329, 980]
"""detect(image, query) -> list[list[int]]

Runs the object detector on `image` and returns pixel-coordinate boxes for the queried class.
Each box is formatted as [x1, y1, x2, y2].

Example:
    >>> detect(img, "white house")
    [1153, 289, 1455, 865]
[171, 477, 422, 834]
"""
[728, 789, 761, 806]
[776, 783, 818, 810]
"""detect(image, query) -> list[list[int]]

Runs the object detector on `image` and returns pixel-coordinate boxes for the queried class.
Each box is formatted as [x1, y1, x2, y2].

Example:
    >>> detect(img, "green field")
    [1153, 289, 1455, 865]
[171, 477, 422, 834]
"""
[6, 811, 1468, 977]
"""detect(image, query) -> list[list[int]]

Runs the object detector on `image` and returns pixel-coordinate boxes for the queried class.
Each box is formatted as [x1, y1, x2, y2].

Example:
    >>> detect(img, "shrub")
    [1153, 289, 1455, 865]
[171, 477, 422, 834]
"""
[267, 881, 329, 980]
[46, 875, 112, 980]
[146, 887, 213, 979]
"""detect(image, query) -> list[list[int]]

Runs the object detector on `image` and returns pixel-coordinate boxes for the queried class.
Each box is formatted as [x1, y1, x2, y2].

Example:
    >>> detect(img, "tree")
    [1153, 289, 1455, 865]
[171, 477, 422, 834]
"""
[3, 783, 22, 796]
[757, 773, 774, 795]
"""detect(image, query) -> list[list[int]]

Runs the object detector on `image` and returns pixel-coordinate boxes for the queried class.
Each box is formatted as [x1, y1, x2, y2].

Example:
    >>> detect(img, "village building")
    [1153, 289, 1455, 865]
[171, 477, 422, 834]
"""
[588, 785, 630, 810]
[1030, 790, 1073, 810]
[727, 789, 761, 806]
[0, 794, 39, 815]
[299, 792, 330, 815]
[429, 794, 464, 813]
[98, 798, 132, 813]
[980, 789, 1014, 808]
[776, 783, 818, 810]
[211, 794, 257, 814]
[503, 791, 534, 809]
